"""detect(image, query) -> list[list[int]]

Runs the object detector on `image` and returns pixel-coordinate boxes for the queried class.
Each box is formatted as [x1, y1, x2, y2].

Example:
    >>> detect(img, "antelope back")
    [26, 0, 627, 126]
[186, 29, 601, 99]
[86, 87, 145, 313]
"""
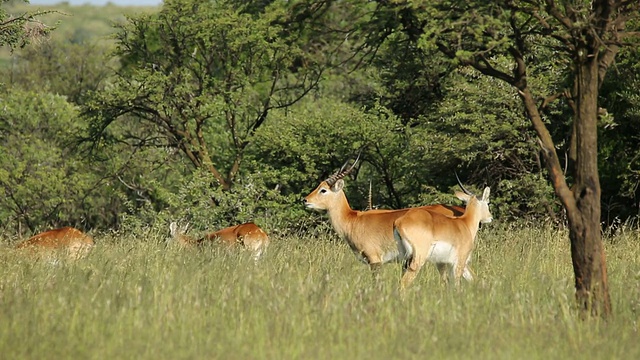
[235, 223, 270, 256]
[15, 227, 95, 260]
[202, 222, 270, 260]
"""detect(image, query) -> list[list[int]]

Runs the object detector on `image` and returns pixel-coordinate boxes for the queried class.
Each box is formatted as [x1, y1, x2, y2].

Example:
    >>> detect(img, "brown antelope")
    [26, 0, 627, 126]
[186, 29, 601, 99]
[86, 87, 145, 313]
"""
[393, 183, 492, 288]
[15, 226, 95, 260]
[169, 221, 270, 260]
[303, 157, 469, 272]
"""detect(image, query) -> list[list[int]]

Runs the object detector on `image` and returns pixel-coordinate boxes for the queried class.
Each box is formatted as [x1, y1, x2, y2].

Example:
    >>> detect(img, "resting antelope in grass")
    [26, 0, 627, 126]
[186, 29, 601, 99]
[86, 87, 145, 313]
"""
[15, 226, 95, 260]
[303, 157, 470, 273]
[168, 222, 198, 247]
[393, 181, 492, 288]
[169, 221, 270, 260]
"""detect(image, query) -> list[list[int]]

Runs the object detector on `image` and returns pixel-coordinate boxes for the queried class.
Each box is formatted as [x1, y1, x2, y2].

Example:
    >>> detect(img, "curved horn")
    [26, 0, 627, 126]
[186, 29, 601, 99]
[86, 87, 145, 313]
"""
[326, 152, 361, 186]
[367, 179, 373, 211]
[455, 171, 474, 196]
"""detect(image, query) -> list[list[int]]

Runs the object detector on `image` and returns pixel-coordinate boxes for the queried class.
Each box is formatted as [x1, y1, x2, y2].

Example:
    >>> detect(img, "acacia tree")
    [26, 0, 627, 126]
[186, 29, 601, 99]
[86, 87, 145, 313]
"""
[0, 0, 53, 53]
[358, 0, 639, 317]
[85, 0, 324, 190]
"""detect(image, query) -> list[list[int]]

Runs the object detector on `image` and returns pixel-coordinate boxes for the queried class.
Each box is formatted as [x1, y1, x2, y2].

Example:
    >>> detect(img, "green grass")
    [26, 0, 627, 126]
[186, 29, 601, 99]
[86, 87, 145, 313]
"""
[1, 225, 639, 359]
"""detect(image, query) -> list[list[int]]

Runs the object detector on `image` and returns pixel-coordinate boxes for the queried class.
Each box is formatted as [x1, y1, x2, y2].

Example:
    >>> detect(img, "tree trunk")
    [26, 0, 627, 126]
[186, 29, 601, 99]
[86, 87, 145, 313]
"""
[518, 54, 611, 318]
[569, 56, 611, 317]
[516, 71, 611, 317]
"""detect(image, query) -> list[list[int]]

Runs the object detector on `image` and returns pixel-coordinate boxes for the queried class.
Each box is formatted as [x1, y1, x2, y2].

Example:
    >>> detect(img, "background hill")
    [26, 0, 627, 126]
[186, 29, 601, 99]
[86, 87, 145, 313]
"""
[29, 0, 161, 6]
[0, 1, 158, 66]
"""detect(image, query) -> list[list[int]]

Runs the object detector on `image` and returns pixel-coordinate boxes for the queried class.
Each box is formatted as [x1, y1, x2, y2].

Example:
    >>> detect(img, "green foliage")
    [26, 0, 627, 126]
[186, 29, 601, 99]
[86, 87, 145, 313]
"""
[2, 40, 116, 104]
[86, 0, 324, 190]
[415, 64, 561, 220]
[344, 15, 567, 220]
[347, 0, 640, 225]
[598, 44, 640, 222]
[2, 0, 152, 67]
[0, 87, 186, 233]
[138, 168, 316, 239]
[250, 98, 417, 210]
[1, 0, 640, 234]
[0, 89, 92, 231]
[1, 226, 639, 358]
[3, 1, 156, 45]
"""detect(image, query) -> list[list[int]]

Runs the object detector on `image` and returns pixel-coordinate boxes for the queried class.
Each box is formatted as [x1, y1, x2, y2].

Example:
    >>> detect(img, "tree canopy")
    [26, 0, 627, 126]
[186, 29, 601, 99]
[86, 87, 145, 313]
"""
[85, 0, 326, 190]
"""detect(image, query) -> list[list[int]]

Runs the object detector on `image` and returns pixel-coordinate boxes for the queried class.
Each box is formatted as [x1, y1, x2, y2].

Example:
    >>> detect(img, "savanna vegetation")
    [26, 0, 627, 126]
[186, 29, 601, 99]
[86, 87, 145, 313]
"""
[4, 0, 638, 235]
[1, 0, 640, 352]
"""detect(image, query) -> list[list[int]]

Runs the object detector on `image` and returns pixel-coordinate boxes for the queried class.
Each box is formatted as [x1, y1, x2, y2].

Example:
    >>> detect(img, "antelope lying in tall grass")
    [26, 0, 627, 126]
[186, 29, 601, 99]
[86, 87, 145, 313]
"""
[393, 182, 492, 288]
[169, 221, 270, 260]
[303, 157, 470, 273]
[15, 226, 95, 260]
[169, 222, 198, 247]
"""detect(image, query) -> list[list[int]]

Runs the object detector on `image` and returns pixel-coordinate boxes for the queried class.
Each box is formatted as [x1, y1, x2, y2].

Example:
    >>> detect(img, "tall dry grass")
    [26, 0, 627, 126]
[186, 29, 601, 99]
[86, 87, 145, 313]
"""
[1, 224, 638, 359]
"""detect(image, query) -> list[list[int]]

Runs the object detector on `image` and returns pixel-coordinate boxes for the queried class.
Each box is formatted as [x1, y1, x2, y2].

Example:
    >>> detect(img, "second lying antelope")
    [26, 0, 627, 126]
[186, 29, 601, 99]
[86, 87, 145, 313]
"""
[394, 187, 492, 288]
[169, 222, 270, 261]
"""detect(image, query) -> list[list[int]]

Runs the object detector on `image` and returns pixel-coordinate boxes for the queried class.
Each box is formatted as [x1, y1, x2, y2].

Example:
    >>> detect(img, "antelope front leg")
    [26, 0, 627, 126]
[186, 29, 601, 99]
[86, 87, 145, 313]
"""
[367, 253, 385, 281]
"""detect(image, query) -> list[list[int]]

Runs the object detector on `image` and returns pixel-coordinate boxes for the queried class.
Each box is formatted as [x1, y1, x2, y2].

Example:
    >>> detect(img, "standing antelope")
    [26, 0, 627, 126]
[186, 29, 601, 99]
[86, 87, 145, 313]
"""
[303, 157, 469, 272]
[393, 184, 492, 288]
[15, 226, 95, 260]
[169, 221, 270, 260]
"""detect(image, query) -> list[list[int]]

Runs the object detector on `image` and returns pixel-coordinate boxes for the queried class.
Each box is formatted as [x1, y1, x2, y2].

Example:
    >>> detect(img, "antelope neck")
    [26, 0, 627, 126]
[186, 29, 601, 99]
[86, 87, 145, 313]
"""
[326, 192, 358, 238]
[460, 199, 482, 239]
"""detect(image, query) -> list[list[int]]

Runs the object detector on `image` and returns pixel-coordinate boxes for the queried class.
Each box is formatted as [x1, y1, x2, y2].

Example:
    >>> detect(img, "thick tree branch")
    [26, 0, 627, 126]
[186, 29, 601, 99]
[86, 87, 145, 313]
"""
[518, 88, 578, 222]
[538, 91, 565, 112]
[544, 0, 573, 29]
[436, 42, 515, 84]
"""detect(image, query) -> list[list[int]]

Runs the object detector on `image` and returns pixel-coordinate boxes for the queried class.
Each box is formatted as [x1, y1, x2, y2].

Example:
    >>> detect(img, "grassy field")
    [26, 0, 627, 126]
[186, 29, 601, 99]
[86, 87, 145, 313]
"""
[1, 223, 639, 359]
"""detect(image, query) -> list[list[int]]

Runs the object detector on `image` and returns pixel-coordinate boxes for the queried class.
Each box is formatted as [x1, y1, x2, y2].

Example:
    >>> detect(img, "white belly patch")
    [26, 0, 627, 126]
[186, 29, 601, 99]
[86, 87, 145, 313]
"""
[427, 242, 457, 264]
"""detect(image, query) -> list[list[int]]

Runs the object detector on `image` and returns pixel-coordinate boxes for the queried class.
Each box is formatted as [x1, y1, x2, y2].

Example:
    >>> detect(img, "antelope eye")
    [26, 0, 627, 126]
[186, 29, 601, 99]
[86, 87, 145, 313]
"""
[319, 188, 328, 194]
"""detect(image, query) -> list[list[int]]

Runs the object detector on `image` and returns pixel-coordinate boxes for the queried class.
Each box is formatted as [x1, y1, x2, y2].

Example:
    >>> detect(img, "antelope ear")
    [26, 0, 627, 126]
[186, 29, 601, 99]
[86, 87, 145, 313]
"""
[169, 222, 178, 237]
[332, 179, 345, 192]
[482, 187, 491, 202]
[455, 191, 471, 203]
